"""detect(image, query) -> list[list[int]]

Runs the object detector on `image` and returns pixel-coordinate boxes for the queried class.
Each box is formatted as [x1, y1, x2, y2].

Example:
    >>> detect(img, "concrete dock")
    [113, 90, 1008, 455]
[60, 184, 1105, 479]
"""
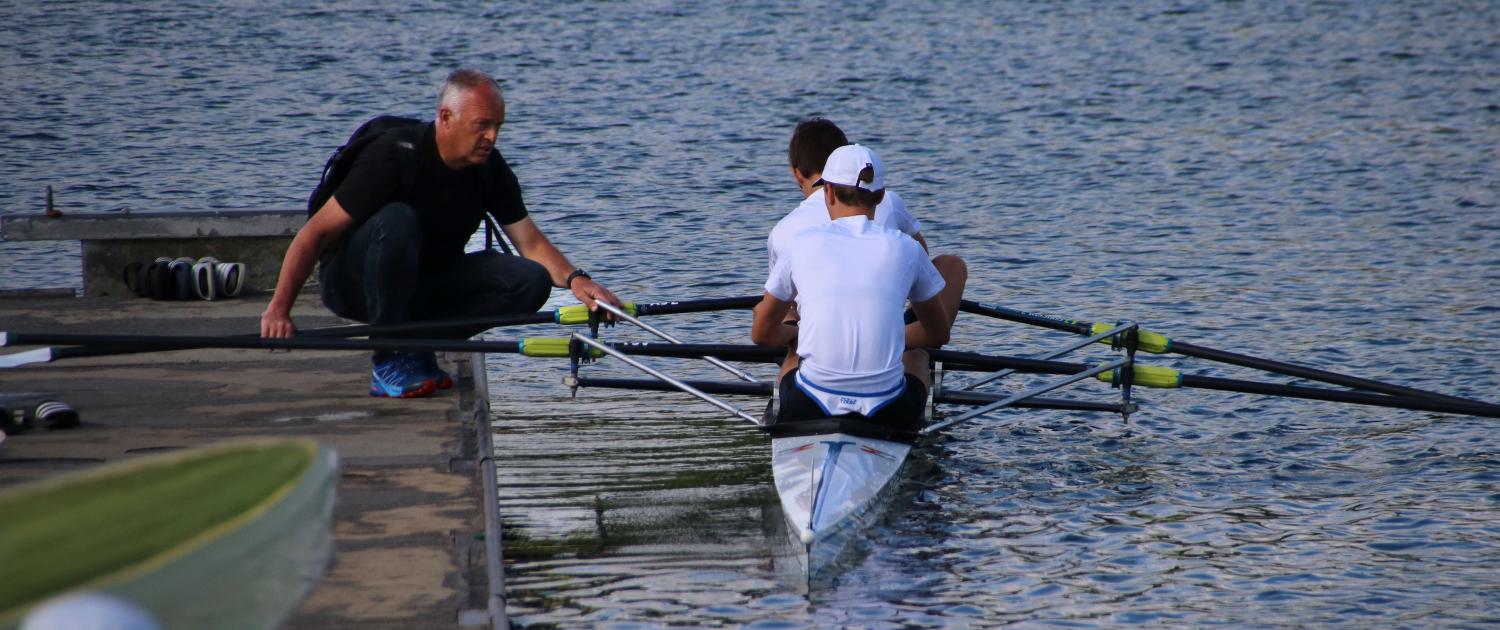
[0, 290, 504, 628]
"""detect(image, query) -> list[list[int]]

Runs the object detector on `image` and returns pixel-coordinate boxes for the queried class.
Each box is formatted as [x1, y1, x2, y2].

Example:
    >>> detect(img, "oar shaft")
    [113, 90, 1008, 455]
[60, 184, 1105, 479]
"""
[2, 297, 763, 367]
[572, 376, 1130, 415]
[297, 295, 757, 336]
[297, 311, 552, 338]
[4, 311, 559, 365]
[1180, 374, 1500, 419]
[310, 296, 756, 337]
[959, 300, 1091, 335]
[962, 299, 1491, 408]
[930, 349, 1085, 375]
[1170, 340, 1479, 406]
[933, 390, 1129, 413]
[608, 342, 783, 363]
[928, 345, 1500, 419]
[633, 296, 760, 316]
[2, 331, 784, 365]
[572, 377, 773, 397]
[1, 331, 526, 355]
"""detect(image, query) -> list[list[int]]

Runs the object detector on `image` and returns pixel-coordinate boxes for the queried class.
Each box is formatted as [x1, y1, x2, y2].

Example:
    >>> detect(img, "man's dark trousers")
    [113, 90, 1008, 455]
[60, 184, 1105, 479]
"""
[318, 202, 553, 338]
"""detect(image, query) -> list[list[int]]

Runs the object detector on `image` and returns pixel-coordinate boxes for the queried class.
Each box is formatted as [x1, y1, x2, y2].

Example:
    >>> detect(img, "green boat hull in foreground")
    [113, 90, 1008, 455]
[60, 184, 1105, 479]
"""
[0, 438, 338, 630]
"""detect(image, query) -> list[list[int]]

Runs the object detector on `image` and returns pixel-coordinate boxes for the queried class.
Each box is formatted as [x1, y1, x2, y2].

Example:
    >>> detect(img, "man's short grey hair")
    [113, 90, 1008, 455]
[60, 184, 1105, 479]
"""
[438, 68, 501, 110]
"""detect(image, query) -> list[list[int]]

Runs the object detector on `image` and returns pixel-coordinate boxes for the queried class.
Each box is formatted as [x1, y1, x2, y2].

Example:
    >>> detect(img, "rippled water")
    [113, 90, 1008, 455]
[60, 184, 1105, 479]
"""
[5, 1, 1500, 627]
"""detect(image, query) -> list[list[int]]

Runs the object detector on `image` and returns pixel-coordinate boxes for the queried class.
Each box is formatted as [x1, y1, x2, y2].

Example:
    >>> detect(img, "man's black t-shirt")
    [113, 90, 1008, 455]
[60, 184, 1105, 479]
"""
[332, 122, 528, 271]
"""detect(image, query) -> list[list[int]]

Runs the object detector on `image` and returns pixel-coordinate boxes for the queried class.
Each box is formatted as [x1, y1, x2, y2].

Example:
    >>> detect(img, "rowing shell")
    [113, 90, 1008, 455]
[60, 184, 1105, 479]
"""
[765, 406, 926, 579]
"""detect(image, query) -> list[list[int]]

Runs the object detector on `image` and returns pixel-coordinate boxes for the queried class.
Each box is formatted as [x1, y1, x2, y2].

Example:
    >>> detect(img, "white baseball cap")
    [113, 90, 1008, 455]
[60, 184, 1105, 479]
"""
[815, 144, 884, 192]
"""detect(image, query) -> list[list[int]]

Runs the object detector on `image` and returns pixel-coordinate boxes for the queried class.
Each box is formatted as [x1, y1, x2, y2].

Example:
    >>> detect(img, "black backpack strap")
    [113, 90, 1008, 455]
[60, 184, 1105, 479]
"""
[484, 214, 514, 255]
[478, 151, 516, 256]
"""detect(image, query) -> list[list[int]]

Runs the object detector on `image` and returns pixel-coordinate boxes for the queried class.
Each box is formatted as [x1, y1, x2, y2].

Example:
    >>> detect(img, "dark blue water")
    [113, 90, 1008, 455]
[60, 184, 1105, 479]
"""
[5, 1, 1500, 627]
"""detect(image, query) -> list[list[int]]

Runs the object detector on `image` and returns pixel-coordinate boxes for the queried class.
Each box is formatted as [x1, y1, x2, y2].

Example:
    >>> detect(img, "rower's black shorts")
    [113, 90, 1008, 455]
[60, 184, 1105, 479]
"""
[776, 368, 927, 431]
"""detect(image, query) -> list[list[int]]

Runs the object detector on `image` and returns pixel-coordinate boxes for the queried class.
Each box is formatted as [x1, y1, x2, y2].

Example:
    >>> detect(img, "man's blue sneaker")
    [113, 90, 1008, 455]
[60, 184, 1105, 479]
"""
[371, 352, 437, 398]
[407, 352, 454, 390]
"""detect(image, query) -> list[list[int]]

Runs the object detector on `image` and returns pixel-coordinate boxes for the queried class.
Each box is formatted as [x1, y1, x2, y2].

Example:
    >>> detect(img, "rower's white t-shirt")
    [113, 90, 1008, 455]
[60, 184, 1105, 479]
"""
[767, 189, 921, 271]
[764, 216, 945, 412]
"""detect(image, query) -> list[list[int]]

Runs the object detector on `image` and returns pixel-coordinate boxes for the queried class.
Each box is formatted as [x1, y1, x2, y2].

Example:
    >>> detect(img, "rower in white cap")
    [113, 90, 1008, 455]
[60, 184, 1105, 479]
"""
[751, 144, 962, 427]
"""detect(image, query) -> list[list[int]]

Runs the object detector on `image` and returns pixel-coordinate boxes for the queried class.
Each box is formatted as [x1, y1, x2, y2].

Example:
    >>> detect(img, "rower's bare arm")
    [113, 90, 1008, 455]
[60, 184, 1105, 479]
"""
[906, 295, 951, 349]
[912, 231, 930, 253]
[751, 292, 797, 348]
[503, 216, 621, 310]
[260, 199, 354, 338]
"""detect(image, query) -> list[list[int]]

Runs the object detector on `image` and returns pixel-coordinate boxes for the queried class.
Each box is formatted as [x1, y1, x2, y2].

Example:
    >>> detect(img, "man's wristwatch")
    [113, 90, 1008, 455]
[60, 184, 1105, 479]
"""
[565, 268, 591, 289]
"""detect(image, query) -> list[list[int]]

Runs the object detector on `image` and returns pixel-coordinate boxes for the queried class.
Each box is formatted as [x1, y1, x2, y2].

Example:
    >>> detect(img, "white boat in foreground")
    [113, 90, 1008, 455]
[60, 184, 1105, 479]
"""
[0, 438, 338, 630]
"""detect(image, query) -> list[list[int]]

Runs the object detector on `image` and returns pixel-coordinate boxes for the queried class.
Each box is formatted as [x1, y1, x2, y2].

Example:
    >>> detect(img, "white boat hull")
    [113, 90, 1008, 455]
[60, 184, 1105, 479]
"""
[771, 431, 911, 578]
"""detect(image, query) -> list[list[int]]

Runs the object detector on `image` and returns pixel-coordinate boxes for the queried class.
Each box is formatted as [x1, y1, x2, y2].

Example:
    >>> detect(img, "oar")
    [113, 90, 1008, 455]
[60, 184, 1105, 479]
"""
[1166, 340, 1487, 407]
[295, 295, 759, 334]
[17, 329, 1490, 419]
[570, 342, 1500, 418]
[0, 332, 531, 365]
[8, 310, 556, 366]
[0, 331, 784, 367]
[571, 376, 772, 398]
[1176, 373, 1500, 419]
[929, 349, 1086, 375]
[567, 376, 1131, 414]
[1099, 365, 1500, 420]
[630, 295, 760, 316]
[2, 296, 763, 367]
[931, 348, 1500, 420]
[935, 389, 1130, 414]
[959, 300, 1091, 335]
[960, 299, 1487, 406]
